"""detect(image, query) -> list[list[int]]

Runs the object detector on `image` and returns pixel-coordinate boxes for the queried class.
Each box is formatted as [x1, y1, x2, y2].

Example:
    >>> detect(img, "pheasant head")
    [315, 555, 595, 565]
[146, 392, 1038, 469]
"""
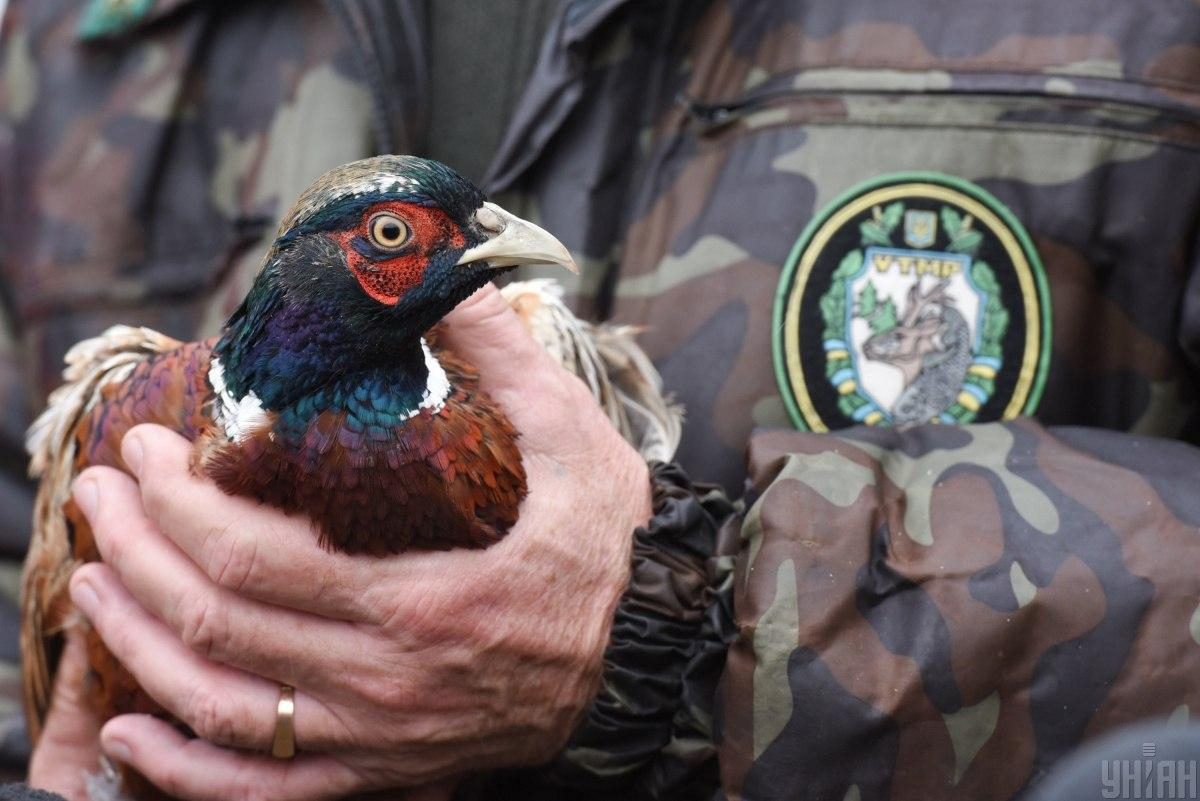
[212, 155, 575, 416]
[199, 155, 577, 552]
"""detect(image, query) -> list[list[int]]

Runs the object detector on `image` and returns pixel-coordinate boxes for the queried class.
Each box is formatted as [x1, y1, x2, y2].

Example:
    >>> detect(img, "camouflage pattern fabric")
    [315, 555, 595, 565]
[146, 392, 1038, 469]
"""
[720, 418, 1200, 801]
[5, 0, 1200, 798]
[483, 5, 1200, 791]
[491, 0, 1200, 492]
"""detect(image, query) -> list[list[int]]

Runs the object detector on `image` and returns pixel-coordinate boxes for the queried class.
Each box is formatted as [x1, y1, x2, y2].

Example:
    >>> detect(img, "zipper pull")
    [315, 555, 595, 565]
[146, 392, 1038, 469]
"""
[676, 92, 739, 133]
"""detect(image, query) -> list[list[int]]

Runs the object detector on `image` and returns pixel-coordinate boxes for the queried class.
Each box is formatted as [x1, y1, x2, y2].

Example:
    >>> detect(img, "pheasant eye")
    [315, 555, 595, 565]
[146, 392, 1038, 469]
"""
[368, 213, 410, 251]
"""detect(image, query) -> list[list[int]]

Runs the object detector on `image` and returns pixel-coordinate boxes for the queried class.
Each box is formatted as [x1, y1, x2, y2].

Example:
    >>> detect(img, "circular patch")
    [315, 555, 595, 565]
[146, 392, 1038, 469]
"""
[773, 172, 1051, 431]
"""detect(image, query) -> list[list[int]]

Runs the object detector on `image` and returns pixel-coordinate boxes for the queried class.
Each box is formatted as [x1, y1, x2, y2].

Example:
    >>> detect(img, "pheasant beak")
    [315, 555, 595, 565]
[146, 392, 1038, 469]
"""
[456, 202, 579, 274]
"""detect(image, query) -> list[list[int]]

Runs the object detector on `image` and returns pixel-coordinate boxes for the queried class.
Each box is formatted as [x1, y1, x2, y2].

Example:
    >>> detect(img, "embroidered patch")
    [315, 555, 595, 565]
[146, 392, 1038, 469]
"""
[773, 172, 1051, 431]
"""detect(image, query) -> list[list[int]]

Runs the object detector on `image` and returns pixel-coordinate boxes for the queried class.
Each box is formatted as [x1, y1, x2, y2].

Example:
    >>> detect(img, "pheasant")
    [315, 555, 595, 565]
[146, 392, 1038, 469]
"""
[20, 155, 681, 795]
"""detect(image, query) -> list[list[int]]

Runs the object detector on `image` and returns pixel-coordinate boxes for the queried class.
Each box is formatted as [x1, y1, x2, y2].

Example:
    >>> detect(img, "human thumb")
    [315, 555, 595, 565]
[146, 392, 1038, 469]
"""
[28, 626, 101, 800]
[439, 283, 558, 396]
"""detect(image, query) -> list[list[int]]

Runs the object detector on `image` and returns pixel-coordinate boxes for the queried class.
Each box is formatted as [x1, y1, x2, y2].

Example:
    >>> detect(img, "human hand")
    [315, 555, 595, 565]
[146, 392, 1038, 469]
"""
[27, 628, 101, 800]
[65, 284, 651, 800]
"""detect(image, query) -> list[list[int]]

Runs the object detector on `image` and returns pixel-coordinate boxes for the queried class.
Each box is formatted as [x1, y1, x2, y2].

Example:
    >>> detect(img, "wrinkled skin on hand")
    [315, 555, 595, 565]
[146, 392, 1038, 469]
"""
[32, 285, 651, 800]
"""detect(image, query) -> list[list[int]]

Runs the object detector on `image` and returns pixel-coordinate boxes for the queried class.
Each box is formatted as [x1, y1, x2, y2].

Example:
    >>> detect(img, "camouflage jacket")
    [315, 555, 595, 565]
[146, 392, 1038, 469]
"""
[6, 0, 1200, 799]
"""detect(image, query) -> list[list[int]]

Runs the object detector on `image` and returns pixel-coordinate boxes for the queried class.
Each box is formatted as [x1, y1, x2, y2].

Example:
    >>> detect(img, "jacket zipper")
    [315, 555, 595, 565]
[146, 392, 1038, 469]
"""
[678, 81, 1200, 137]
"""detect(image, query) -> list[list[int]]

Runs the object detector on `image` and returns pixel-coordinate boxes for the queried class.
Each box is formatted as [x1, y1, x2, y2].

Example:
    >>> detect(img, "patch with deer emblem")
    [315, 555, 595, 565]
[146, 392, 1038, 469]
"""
[773, 172, 1051, 431]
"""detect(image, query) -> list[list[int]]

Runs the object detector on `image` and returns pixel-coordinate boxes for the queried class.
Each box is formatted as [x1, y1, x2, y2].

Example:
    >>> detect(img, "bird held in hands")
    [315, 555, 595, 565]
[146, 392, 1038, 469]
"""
[20, 156, 679, 796]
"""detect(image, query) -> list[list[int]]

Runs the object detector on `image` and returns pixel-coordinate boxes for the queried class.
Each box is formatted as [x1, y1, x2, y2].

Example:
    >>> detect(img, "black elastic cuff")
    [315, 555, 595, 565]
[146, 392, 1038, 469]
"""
[0, 785, 66, 801]
[488, 461, 740, 800]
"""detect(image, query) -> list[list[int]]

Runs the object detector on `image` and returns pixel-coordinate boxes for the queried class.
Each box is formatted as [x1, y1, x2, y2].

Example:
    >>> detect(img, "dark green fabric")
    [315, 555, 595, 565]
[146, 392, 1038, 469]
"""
[425, 0, 557, 183]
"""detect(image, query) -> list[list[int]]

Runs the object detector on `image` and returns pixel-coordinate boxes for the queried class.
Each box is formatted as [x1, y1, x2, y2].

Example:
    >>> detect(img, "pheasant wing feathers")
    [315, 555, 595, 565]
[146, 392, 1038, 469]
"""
[22, 325, 182, 737]
[502, 279, 683, 463]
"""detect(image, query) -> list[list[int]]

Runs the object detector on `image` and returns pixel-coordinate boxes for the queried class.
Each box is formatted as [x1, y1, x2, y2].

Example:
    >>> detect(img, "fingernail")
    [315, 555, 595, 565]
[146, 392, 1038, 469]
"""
[70, 576, 101, 616]
[122, 433, 143, 477]
[103, 737, 132, 764]
[72, 477, 99, 519]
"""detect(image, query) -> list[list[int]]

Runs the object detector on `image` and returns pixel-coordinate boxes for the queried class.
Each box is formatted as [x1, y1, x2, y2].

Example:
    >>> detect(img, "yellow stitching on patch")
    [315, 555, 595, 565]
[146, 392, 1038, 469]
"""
[968, 364, 997, 379]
